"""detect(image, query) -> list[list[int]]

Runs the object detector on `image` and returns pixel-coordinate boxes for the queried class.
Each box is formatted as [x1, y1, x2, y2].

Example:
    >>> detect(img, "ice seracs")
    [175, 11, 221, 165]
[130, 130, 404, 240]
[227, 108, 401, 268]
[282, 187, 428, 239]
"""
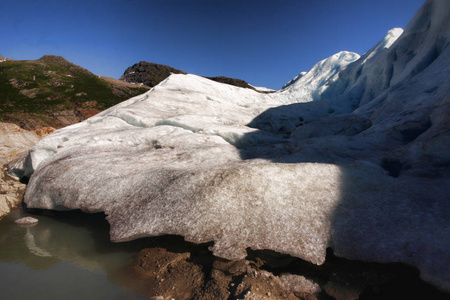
[276, 27, 403, 105]
[280, 51, 360, 103]
[361, 28, 403, 64]
[12, 0, 450, 293]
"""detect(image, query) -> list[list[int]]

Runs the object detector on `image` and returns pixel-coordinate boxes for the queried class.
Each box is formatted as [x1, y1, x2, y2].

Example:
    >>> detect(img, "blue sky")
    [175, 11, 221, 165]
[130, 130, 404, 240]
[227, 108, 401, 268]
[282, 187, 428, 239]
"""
[1, 0, 424, 89]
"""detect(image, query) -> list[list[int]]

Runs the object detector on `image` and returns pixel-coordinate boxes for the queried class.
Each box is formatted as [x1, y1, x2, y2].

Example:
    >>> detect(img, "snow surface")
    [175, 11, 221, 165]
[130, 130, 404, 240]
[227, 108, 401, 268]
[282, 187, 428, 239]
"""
[13, 0, 450, 293]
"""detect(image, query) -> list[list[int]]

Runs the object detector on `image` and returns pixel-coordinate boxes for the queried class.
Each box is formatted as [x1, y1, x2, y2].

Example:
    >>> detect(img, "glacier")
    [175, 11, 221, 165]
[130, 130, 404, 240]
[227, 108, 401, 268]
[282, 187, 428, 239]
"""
[280, 51, 361, 103]
[13, 0, 450, 292]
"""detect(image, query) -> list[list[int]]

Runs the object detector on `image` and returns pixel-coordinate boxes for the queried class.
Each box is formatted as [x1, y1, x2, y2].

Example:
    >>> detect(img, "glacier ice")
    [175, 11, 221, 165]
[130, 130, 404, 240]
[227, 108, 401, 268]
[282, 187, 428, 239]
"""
[13, 0, 450, 293]
[280, 51, 360, 103]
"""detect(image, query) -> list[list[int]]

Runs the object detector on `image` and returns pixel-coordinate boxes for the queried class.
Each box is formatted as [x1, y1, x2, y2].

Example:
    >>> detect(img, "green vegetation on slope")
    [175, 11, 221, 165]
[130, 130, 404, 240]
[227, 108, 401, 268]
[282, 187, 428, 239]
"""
[0, 55, 149, 129]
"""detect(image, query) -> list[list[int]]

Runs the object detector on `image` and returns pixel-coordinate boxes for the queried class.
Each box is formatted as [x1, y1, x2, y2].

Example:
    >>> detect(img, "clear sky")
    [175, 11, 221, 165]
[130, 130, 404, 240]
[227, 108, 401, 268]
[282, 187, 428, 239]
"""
[1, 0, 425, 90]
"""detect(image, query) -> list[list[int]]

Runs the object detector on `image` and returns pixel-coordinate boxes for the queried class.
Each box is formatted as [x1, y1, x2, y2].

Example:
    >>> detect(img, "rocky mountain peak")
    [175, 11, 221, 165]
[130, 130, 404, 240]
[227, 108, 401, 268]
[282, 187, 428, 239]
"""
[120, 61, 263, 91]
[120, 61, 187, 87]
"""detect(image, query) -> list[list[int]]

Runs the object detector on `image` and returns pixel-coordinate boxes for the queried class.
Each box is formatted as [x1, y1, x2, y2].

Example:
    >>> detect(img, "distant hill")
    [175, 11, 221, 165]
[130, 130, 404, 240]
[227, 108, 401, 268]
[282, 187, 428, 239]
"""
[0, 55, 149, 130]
[120, 61, 264, 91]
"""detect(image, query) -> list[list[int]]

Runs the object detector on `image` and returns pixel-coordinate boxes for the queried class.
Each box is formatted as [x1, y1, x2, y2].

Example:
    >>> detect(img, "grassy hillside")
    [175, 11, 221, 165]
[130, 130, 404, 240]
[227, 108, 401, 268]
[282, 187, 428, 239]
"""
[0, 55, 149, 129]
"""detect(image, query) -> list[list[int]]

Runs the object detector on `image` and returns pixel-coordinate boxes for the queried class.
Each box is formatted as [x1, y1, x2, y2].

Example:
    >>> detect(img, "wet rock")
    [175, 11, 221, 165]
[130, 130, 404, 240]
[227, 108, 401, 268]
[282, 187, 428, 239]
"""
[278, 274, 321, 295]
[15, 216, 38, 225]
[0, 166, 26, 217]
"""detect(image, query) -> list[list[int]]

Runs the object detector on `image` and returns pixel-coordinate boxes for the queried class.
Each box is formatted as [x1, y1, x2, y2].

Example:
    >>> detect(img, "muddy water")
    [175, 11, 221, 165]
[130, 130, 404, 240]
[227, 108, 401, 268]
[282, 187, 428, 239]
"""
[0, 208, 148, 300]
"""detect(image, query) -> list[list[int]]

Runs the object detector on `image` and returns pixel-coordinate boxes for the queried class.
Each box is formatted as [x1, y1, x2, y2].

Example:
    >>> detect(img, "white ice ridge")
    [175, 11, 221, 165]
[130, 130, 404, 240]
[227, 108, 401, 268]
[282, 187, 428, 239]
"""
[361, 28, 403, 64]
[14, 0, 450, 293]
[280, 51, 360, 102]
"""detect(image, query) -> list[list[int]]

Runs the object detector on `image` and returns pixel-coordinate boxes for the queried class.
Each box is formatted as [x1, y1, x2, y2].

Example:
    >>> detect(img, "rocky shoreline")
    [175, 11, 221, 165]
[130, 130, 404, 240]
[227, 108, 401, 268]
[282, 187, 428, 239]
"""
[8, 208, 450, 299]
[0, 123, 55, 217]
[118, 239, 450, 300]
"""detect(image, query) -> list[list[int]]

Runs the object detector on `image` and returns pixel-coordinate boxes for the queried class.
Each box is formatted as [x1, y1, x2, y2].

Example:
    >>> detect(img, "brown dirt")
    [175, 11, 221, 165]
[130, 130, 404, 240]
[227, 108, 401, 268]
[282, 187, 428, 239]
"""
[34, 126, 56, 137]
[118, 247, 306, 300]
[119, 247, 205, 300]
[113, 240, 450, 300]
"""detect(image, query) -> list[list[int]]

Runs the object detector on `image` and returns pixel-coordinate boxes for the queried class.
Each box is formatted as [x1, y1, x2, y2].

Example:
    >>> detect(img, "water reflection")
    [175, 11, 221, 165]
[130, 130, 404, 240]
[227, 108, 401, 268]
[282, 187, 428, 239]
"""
[0, 208, 147, 299]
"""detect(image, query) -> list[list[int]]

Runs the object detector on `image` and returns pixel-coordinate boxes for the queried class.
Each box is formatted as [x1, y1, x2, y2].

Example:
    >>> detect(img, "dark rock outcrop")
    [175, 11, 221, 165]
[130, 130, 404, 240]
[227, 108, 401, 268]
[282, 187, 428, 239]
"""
[119, 61, 187, 87]
[120, 61, 261, 91]
[205, 76, 255, 90]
